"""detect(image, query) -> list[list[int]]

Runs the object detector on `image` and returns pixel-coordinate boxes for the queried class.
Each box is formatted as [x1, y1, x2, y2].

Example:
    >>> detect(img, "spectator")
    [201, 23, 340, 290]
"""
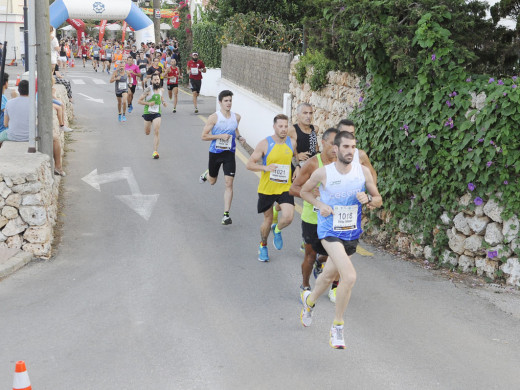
[0, 72, 9, 134]
[0, 80, 66, 176]
[50, 27, 60, 75]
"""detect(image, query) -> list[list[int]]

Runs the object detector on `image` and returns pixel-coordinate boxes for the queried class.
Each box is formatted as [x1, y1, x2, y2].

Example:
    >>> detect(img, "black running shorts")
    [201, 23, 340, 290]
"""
[190, 78, 201, 93]
[301, 220, 319, 246]
[167, 83, 178, 91]
[312, 237, 358, 257]
[142, 113, 161, 122]
[208, 151, 236, 178]
[257, 192, 294, 214]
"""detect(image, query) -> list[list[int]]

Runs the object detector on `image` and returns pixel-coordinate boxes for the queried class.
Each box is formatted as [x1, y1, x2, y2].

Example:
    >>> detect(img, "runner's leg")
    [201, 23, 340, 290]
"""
[261, 207, 274, 245]
[152, 117, 161, 152]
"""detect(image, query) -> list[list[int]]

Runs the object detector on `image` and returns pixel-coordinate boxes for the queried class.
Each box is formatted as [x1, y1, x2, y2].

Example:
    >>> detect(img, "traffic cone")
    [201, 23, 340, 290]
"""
[12, 361, 31, 390]
[15, 75, 20, 86]
[71, 58, 75, 68]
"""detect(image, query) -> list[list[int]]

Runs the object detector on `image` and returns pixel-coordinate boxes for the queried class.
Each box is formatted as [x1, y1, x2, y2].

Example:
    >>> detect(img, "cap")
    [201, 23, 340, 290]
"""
[192, 52, 198, 56]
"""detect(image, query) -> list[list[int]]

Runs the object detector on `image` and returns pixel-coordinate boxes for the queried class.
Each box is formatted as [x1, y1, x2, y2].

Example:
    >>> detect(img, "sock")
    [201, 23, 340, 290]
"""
[333, 320, 344, 326]
[224, 211, 229, 216]
[274, 225, 282, 234]
[306, 296, 315, 308]
[260, 242, 267, 247]
[332, 280, 339, 289]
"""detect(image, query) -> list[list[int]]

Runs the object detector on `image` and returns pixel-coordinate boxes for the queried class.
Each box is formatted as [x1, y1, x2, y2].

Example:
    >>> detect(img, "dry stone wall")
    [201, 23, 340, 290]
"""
[0, 84, 72, 258]
[221, 44, 293, 107]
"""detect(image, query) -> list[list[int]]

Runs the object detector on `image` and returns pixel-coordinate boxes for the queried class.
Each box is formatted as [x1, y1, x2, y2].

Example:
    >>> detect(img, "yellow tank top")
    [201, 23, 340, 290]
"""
[258, 136, 294, 195]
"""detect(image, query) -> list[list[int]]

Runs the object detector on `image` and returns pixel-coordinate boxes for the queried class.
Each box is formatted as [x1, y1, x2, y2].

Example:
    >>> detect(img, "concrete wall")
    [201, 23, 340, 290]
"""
[200, 68, 221, 98]
[221, 44, 293, 107]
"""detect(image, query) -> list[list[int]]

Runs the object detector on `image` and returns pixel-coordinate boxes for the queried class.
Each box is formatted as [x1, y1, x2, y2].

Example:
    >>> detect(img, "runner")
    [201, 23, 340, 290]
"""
[186, 52, 206, 113]
[299, 131, 382, 349]
[104, 43, 114, 74]
[165, 58, 181, 112]
[91, 42, 101, 72]
[146, 57, 164, 87]
[246, 114, 297, 262]
[138, 74, 167, 159]
[199, 90, 245, 225]
[81, 42, 89, 67]
[124, 57, 140, 113]
[289, 128, 338, 292]
[136, 51, 148, 90]
[110, 65, 129, 122]
[113, 47, 124, 69]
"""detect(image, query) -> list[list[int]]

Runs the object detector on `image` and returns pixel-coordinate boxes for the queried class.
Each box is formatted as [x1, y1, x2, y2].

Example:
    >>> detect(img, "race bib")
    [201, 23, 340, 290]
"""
[94, 50, 99, 55]
[148, 104, 159, 113]
[332, 205, 358, 231]
[140, 68, 146, 74]
[168, 77, 177, 84]
[118, 82, 127, 90]
[215, 136, 232, 150]
[107, 53, 112, 58]
[190, 67, 199, 75]
[269, 164, 290, 184]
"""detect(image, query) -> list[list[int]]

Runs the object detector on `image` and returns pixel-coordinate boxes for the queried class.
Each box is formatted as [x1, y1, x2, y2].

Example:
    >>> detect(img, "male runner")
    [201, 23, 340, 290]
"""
[289, 128, 338, 291]
[289, 103, 321, 165]
[138, 74, 167, 159]
[300, 131, 382, 349]
[199, 90, 245, 225]
[165, 58, 181, 112]
[110, 65, 129, 122]
[124, 57, 140, 113]
[80, 43, 89, 67]
[104, 43, 114, 74]
[246, 114, 297, 262]
[187, 52, 206, 113]
[136, 51, 149, 90]
[146, 57, 164, 87]
[92, 42, 101, 72]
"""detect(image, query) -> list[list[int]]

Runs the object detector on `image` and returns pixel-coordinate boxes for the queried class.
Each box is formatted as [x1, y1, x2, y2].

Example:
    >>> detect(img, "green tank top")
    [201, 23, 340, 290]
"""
[301, 153, 323, 224]
[144, 90, 162, 115]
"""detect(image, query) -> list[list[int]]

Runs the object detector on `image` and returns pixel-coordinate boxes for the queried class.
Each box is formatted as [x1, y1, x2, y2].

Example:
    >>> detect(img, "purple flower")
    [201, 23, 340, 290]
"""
[498, 79, 504, 85]
[359, 97, 364, 102]
[490, 140, 494, 145]
[513, 85, 517, 89]
[410, 195, 416, 199]
[468, 148, 473, 152]
[474, 197, 483, 206]
[468, 183, 475, 191]
[504, 180, 509, 185]
[478, 138, 484, 143]
[487, 250, 498, 259]
[489, 78, 495, 83]
[403, 124, 409, 130]
[503, 92, 508, 96]
[486, 161, 493, 167]
[446, 100, 452, 107]
[466, 78, 472, 82]
[431, 54, 436, 61]
[427, 133, 436, 139]
[452, 91, 457, 97]
[513, 76, 518, 81]
[399, 89, 403, 93]
[415, 164, 420, 170]
[444, 117, 454, 128]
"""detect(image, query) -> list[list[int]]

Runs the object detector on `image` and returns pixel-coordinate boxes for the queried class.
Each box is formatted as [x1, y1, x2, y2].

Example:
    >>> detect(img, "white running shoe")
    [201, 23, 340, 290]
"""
[300, 290, 314, 327]
[60, 125, 73, 132]
[329, 324, 346, 349]
[328, 287, 337, 303]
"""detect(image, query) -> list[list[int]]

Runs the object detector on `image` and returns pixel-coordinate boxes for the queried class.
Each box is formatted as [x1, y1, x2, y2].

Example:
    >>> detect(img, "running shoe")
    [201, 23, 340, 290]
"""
[329, 324, 346, 349]
[300, 290, 313, 327]
[271, 224, 283, 250]
[199, 169, 209, 183]
[153, 151, 159, 159]
[121, 114, 126, 122]
[128, 104, 133, 113]
[118, 114, 122, 122]
[258, 244, 269, 262]
[221, 214, 232, 225]
[300, 284, 311, 292]
[313, 259, 324, 279]
[328, 287, 337, 303]
[60, 125, 73, 133]
[195, 108, 199, 113]
[173, 108, 176, 113]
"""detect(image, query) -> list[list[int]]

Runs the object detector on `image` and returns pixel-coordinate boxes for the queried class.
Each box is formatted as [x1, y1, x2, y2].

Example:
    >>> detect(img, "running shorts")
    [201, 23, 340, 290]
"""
[312, 237, 359, 257]
[142, 113, 161, 122]
[208, 151, 236, 178]
[129, 84, 136, 94]
[301, 220, 319, 246]
[116, 91, 127, 98]
[257, 192, 294, 214]
[94, 56, 100, 61]
[190, 79, 201, 93]
[167, 83, 178, 90]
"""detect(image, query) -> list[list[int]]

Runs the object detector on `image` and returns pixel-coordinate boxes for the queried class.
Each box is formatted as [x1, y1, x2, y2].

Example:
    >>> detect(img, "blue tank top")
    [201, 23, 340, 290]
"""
[209, 111, 238, 154]
[317, 162, 366, 241]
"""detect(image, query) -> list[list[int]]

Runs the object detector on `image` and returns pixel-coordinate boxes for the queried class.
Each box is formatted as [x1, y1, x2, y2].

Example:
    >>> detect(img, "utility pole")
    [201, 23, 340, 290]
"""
[34, 1, 53, 163]
[153, 0, 161, 43]
[23, 0, 28, 71]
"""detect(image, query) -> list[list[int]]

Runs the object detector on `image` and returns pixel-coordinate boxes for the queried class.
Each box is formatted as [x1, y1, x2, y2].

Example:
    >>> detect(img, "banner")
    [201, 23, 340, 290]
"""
[99, 20, 108, 46]
[141, 8, 179, 18]
[66, 18, 85, 48]
[122, 21, 128, 43]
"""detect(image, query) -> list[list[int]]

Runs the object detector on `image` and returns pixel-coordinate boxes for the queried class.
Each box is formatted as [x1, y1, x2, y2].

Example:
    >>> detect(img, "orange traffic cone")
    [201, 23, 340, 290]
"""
[12, 361, 31, 390]
[71, 58, 75, 68]
[15, 75, 20, 86]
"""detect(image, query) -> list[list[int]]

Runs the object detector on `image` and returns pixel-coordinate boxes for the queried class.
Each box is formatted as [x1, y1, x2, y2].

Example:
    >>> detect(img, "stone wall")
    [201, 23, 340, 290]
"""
[221, 44, 293, 107]
[289, 60, 520, 287]
[0, 85, 72, 258]
[289, 58, 362, 130]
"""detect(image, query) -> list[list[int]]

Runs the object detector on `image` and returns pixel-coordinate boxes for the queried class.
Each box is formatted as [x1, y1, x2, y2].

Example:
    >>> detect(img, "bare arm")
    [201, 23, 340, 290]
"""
[289, 156, 318, 197]
[301, 168, 332, 217]
[234, 113, 246, 145]
[359, 149, 377, 185]
[201, 113, 221, 141]
[4, 111, 8, 127]
[137, 88, 151, 106]
[246, 140, 272, 172]
[355, 166, 382, 209]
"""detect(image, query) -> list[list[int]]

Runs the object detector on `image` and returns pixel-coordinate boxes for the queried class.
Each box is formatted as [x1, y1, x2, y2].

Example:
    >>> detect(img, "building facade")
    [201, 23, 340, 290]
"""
[0, 0, 25, 60]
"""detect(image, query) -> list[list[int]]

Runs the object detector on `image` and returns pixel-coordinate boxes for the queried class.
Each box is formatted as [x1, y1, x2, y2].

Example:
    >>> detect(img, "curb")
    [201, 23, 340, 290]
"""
[0, 250, 33, 280]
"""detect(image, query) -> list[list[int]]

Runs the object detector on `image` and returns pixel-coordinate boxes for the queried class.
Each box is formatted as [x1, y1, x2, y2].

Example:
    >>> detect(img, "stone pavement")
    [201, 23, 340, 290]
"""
[0, 248, 32, 280]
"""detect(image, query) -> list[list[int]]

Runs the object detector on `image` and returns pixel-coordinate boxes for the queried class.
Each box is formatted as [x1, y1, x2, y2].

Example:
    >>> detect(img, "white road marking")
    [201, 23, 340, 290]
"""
[71, 79, 86, 85]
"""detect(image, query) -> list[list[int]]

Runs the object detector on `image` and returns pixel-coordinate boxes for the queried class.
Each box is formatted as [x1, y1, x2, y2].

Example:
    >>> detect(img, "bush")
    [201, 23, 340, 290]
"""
[192, 22, 222, 68]
[294, 50, 335, 91]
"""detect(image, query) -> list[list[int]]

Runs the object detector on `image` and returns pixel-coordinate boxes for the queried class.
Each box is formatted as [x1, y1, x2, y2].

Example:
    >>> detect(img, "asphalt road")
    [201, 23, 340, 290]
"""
[1, 66, 519, 389]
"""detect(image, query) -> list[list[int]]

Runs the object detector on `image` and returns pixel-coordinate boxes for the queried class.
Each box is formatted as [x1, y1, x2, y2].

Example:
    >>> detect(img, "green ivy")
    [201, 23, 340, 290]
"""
[293, 50, 334, 91]
[352, 11, 520, 248]
[192, 22, 222, 68]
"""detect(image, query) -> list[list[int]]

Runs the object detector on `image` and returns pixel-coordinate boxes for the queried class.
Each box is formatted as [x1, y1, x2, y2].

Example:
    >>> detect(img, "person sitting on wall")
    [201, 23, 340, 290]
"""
[0, 80, 66, 176]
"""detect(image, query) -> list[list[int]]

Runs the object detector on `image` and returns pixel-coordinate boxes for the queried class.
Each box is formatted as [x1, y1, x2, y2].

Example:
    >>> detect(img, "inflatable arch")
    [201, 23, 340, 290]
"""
[66, 18, 86, 48]
[50, 0, 155, 44]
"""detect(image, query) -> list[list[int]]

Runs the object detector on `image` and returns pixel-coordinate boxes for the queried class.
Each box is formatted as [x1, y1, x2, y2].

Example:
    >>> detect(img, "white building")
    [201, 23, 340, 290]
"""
[0, 0, 25, 60]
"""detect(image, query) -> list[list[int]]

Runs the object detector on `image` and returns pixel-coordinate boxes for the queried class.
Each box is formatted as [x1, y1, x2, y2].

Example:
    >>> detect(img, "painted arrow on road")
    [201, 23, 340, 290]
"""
[82, 167, 159, 221]
[78, 93, 104, 104]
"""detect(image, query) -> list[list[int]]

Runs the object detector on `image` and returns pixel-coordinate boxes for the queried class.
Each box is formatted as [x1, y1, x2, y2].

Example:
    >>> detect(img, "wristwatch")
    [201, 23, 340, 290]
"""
[367, 194, 373, 204]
